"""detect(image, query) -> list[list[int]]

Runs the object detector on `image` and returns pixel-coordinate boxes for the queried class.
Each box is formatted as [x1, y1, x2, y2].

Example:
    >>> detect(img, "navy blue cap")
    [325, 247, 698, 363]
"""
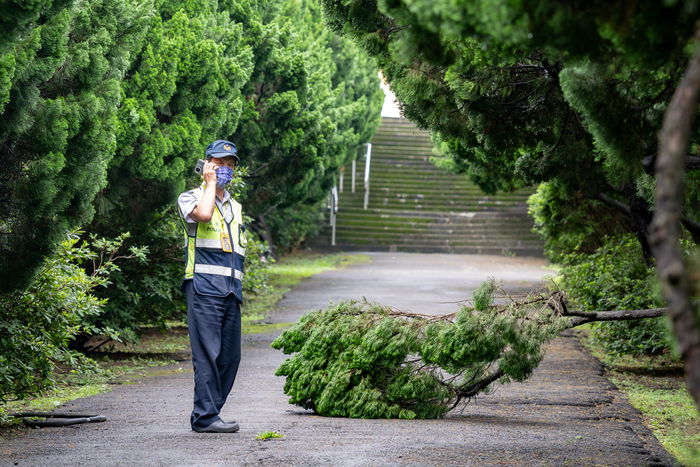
[206, 140, 239, 162]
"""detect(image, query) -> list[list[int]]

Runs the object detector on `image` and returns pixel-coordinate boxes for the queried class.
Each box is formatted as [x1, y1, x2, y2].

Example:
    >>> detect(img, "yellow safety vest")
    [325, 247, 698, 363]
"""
[178, 186, 246, 301]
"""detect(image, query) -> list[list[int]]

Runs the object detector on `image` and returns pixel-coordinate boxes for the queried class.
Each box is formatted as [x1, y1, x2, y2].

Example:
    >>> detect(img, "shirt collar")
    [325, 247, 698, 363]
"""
[199, 182, 231, 203]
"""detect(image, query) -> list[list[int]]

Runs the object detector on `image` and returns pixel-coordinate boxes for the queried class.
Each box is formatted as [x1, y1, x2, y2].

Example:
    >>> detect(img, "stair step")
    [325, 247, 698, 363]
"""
[310, 117, 544, 256]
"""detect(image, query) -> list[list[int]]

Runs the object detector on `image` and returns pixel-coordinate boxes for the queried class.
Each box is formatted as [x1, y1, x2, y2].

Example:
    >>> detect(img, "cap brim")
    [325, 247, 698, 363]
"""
[209, 152, 240, 161]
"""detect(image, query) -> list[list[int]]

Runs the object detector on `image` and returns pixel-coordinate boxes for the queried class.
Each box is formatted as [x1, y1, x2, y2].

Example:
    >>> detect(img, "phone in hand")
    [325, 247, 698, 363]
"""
[194, 159, 205, 175]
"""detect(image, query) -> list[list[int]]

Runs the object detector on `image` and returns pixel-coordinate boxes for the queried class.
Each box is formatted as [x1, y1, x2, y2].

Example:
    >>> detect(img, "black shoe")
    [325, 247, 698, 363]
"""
[193, 419, 240, 433]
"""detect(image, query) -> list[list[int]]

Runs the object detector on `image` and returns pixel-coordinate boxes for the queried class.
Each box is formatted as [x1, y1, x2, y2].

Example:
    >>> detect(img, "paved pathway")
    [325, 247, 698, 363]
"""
[1, 253, 677, 466]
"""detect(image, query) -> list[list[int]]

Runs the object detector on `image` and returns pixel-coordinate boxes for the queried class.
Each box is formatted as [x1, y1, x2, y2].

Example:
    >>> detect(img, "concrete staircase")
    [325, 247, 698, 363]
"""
[312, 117, 544, 256]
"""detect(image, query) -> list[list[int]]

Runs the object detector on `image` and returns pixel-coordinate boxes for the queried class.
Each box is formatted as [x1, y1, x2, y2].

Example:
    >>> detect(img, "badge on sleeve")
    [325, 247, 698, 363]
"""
[221, 232, 233, 253]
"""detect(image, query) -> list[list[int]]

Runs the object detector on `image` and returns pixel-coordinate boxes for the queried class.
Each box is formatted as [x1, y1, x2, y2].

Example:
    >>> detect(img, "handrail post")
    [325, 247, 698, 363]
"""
[351, 159, 356, 193]
[330, 185, 338, 246]
[363, 143, 372, 211]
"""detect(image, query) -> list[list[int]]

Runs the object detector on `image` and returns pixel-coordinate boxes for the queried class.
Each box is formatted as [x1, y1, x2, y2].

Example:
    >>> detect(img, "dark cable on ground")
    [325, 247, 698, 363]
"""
[9, 412, 107, 427]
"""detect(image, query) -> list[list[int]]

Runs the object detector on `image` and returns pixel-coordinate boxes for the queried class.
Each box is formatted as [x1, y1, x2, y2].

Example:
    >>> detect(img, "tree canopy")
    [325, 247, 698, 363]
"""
[229, 0, 383, 245]
[318, 0, 700, 407]
[0, 0, 382, 293]
[0, 0, 152, 293]
[321, 0, 700, 261]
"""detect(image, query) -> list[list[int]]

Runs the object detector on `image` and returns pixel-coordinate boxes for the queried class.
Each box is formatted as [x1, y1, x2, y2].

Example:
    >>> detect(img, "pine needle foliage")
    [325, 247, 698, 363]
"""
[0, 0, 152, 293]
[272, 279, 569, 419]
[319, 0, 700, 262]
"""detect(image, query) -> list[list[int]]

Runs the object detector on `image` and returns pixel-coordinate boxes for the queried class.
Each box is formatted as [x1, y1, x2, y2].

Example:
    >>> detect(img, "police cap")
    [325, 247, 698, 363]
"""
[206, 140, 239, 162]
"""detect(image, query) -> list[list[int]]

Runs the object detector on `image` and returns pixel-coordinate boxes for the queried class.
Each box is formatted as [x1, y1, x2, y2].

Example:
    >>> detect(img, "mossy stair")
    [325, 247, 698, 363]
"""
[312, 117, 544, 256]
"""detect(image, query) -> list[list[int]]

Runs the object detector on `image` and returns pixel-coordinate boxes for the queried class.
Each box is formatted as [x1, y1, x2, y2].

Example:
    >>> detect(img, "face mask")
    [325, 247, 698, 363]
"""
[216, 166, 234, 188]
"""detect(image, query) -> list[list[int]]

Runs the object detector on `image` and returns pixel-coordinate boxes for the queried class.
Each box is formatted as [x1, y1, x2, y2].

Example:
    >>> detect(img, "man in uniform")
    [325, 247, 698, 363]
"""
[177, 140, 246, 433]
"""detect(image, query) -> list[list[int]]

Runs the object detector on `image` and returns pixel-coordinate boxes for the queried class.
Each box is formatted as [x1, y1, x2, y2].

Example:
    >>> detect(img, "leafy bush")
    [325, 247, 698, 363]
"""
[528, 182, 632, 263]
[0, 231, 143, 401]
[272, 281, 568, 419]
[562, 235, 671, 356]
[242, 225, 273, 297]
[266, 201, 327, 254]
[89, 206, 186, 345]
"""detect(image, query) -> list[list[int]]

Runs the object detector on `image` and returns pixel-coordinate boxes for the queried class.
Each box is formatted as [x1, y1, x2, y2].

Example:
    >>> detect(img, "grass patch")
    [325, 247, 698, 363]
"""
[94, 325, 190, 354]
[609, 373, 699, 466]
[268, 253, 369, 287]
[579, 327, 700, 466]
[255, 430, 284, 440]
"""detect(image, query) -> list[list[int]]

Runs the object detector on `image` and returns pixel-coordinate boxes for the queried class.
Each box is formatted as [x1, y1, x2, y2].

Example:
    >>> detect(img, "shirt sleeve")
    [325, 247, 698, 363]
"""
[177, 191, 199, 224]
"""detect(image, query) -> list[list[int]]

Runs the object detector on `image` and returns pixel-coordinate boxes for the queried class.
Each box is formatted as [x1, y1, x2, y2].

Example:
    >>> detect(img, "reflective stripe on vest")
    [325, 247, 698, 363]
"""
[195, 238, 246, 256]
[193, 264, 243, 280]
[179, 187, 246, 301]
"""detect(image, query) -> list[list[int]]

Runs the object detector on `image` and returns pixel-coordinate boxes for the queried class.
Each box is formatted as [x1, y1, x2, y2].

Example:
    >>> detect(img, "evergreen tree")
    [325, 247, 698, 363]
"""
[0, 0, 152, 293]
[319, 0, 700, 262]
[93, 0, 255, 230]
[81, 0, 382, 338]
[318, 0, 700, 407]
[228, 0, 383, 252]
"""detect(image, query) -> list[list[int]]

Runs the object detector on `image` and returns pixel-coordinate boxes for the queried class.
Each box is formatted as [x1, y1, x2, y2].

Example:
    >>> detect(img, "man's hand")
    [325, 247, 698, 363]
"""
[202, 160, 218, 186]
[189, 161, 219, 223]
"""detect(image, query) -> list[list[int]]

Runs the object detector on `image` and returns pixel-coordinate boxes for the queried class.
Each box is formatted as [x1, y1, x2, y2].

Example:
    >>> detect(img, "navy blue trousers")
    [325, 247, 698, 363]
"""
[184, 280, 241, 429]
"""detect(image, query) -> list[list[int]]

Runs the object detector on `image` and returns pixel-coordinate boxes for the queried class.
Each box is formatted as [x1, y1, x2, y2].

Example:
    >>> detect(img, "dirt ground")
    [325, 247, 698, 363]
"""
[0, 253, 680, 466]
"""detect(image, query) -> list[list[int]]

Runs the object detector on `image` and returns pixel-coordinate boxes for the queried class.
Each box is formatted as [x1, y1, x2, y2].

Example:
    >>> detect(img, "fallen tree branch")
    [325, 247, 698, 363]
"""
[272, 283, 693, 419]
[458, 368, 505, 398]
[565, 308, 666, 327]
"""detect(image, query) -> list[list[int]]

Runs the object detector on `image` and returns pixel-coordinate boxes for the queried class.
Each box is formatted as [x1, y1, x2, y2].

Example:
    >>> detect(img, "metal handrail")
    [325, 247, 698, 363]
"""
[363, 143, 372, 210]
[351, 159, 356, 193]
[329, 185, 338, 246]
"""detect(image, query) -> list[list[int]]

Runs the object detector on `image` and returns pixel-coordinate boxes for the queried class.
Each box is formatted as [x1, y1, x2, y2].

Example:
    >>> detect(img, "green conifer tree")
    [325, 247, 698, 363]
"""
[0, 0, 152, 293]
[318, 0, 700, 408]
[80, 0, 382, 339]
[227, 0, 383, 252]
[92, 0, 255, 229]
[319, 0, 700, 263]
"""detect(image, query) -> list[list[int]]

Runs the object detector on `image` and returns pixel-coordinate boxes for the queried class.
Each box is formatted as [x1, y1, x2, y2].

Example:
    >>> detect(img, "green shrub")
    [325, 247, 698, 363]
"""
[89, 206, 187, 344]
[0, 231, 142, 401]
[242, 226, 273, 297]
[266, 201, 327, 254]
[562, 235, 671, 356]
[528, 182, 632, 263]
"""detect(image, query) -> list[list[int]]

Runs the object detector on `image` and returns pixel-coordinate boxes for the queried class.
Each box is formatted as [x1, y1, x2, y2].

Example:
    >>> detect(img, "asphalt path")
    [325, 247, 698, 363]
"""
[1, 253, 679, 466]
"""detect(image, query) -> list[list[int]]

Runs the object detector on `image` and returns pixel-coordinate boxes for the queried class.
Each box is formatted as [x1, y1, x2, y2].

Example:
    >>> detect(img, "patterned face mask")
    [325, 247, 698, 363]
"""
[216, 166, 234, 188]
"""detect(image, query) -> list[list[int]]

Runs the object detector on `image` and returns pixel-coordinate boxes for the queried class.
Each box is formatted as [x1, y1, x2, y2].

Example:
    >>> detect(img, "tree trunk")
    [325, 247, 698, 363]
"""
[565, 307, 667, 327]
[649, 40, 700, 408]
[594, 191, 654, 265]
[256, 213, 279, 261]
[681, 216, 700, 245]
[625, 186, 655, 267]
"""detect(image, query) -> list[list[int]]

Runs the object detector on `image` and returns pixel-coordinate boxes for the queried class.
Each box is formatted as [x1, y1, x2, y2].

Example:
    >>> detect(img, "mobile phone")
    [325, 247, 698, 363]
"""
[194, 159, 205, 175]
